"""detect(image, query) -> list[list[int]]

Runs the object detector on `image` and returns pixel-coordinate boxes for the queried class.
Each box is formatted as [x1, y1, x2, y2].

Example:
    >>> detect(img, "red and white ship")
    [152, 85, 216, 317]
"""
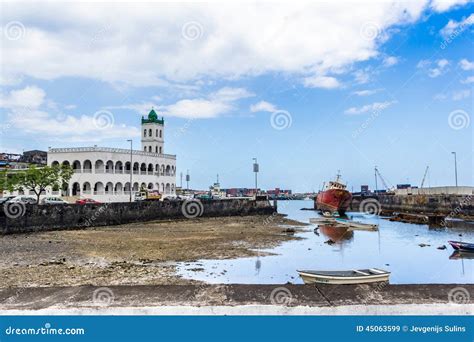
[315, 173, 352, 216]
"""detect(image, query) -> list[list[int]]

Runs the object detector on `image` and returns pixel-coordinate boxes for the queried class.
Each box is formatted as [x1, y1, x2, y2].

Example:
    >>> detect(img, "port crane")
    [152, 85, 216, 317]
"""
[420, 166, 429, 188]
[374, 166, 393, 191]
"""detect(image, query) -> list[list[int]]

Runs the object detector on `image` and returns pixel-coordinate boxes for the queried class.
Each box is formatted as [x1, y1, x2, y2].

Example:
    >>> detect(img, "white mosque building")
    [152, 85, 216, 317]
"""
[47, 109, 176, 202]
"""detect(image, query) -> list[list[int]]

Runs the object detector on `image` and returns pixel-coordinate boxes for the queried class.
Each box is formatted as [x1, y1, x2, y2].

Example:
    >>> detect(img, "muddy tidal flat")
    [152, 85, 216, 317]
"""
[0, 215, 307, 288]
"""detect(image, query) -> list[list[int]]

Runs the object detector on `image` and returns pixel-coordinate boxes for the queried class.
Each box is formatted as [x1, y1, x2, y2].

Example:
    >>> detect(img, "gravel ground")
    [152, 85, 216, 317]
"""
[0, 215, 307, 288]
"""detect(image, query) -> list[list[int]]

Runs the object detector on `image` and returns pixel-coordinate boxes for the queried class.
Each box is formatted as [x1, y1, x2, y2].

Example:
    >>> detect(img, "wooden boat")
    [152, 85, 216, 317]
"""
[448, 240, 474, 252]
[297, 268, 390, 284]
[335, 218, 378, 231]
[309, 217, 378, 231]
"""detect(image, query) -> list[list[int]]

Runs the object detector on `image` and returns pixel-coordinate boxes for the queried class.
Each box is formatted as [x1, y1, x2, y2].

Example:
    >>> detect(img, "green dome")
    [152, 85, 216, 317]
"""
[142, 108, 164, 125]
[148, 109, 158, 120]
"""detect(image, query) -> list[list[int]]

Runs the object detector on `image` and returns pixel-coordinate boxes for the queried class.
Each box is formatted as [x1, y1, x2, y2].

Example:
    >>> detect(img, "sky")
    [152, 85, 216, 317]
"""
[0, 0, 473, 192]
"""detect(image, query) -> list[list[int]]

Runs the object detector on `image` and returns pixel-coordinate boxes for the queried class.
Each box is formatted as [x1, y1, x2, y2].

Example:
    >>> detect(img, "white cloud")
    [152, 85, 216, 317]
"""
[303, 75, 341, 89]
[111, 87, 253, 119]
[440, 13, 474, 38]
[431, 0, 470, 12]
[0, 86, 46, 110]
[250, 101, 278, 113]
[2, 86, 140, 142]
[459, 58, 474, 71]
[353, 69, 371, 84]
[452, 89, 471, 100]
[383, 56, 399, 67]
[1, 1, 434, 88]
[352, 89, 382, 96]
[461, 76, 474, 84]
[344, 100, 396, 115]
[417, 59, 449, 78]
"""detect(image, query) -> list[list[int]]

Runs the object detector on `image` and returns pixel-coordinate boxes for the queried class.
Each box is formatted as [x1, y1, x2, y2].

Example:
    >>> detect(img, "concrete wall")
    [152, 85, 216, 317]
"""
[0, 198, 276, 235]
[351, 193, 474, 217]
[394, 186, 474, 196]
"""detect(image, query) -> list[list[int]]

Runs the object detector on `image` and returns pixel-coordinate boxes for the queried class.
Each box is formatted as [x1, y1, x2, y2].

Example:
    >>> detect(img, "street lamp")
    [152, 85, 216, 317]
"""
[451, 152, 458, 187]
[253, 158, 259, 198]
[186, 169, 190, 191]
[127, 139, 133, 202]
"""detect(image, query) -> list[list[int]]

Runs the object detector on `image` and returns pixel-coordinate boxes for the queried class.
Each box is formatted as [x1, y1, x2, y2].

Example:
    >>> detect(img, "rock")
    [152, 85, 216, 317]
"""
[418, 243, 430, 247]
[284, 227, 296, 234]
[324, 239, 335, 245]
[437, 245, 447, 250]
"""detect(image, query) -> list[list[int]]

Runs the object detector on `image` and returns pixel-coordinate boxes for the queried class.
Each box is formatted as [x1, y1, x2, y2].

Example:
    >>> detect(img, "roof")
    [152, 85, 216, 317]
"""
[142, 109, 164, 125]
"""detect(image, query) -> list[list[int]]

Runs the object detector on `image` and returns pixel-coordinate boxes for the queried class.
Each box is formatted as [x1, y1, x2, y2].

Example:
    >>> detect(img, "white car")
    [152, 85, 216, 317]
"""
[41, 196, 68, 205]
[9, 196, 37, 204]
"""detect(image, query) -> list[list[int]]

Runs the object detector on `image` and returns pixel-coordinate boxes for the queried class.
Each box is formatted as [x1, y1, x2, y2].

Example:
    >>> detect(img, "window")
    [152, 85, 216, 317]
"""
[148, 146, 152, 152]
[149, 129, 152, 137]
[156, 129, 158, 137]
[159, 130, 162, 138]
[144, 129, 146, 137]
[159, 147, 162, 154]
[144, 146, 146, 151]
[155, 146, 158, 153]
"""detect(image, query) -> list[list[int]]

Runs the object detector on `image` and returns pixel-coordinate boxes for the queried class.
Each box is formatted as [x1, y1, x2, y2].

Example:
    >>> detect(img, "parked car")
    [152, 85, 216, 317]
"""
[163, 195, 179, 202]
[41, 197, 68, 205]
[9, 196, 37, 204]
[0, 196, 16, 205]
[75, 198, 101, 205]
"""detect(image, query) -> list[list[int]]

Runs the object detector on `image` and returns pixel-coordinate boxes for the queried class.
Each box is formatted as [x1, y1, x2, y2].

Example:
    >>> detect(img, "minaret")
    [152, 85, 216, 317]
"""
[141, 109, 164, 154]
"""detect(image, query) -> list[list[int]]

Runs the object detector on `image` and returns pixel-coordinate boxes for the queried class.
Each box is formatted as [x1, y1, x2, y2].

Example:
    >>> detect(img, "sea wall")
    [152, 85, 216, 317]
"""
[352, 193, 474, 218]
[0, 198, 276, 235]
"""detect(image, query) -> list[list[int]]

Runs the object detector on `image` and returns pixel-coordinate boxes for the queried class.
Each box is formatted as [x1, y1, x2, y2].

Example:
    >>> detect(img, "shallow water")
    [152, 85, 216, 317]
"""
[177, 200, 474, 284]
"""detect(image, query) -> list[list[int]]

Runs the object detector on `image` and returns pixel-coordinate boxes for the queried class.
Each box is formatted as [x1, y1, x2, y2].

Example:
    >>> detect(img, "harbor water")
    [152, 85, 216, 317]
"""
[177, 200, 474, 284]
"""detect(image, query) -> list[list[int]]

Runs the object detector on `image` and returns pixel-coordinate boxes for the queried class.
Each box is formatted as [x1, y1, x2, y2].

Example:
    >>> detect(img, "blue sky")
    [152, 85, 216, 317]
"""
[1, 0, 473, 192]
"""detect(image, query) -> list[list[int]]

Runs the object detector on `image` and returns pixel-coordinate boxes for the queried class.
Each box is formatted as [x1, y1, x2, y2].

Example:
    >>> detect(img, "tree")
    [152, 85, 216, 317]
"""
[14, 165, 73, 203]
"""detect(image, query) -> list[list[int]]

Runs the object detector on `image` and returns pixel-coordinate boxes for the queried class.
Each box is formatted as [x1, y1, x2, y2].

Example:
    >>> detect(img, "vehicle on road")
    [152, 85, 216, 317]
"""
[0, 196, 16, 205]
[9, 196, 37, 204]
[41, 197, 69, 205]
[75, 198, 101, 205]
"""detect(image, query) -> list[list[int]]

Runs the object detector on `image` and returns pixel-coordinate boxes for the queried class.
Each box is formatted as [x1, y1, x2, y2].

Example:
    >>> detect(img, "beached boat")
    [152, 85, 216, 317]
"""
[448, 240, 474, 252]
[315, 173, 352, 216]
[297, 268, 390, 284]
[309, 217, 378, 231]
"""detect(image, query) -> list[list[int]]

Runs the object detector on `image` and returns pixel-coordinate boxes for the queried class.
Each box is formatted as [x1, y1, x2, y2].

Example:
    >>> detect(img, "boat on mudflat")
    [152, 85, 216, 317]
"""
[297, 268, 390, 285]
[315, 173, 352, 216]
[448, 240, 474, 252]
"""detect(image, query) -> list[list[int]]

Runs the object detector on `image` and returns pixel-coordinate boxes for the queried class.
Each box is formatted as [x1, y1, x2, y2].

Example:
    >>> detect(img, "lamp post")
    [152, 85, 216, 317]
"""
[186, 170, 190, 191]
[451, 152, 458, 187]
[127, 139, 133, 202]
[253, 158, 259, 198]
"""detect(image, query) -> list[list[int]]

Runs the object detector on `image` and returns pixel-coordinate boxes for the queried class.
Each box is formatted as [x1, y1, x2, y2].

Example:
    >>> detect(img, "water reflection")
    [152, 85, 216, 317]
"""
[450, 251, 474, 260]
[319, 225, 354, 242]
[177, 200, 474, 284]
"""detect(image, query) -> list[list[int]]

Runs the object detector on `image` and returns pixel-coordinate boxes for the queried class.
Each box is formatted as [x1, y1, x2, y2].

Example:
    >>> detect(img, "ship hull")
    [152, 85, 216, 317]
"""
[315, 189, 352, 215]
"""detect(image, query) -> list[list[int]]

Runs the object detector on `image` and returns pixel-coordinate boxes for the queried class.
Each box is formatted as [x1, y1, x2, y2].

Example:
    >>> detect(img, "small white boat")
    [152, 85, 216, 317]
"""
[335, 219, 378, 231]
[297, 268, 390, 284]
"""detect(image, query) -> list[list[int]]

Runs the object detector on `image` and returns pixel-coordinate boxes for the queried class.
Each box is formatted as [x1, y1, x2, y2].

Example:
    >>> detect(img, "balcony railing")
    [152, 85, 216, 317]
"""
[83, 169, 92, 173]
[105, 169, 114, 174]
[73, 169, 82, 173]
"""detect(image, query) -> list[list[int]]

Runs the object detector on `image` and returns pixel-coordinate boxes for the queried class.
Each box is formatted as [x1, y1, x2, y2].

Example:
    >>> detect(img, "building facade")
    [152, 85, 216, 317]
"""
[47, 109, 176, 202]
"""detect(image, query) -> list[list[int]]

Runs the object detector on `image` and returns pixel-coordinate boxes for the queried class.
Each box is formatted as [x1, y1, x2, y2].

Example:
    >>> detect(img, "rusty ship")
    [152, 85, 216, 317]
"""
[315, 173, 352, 216]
